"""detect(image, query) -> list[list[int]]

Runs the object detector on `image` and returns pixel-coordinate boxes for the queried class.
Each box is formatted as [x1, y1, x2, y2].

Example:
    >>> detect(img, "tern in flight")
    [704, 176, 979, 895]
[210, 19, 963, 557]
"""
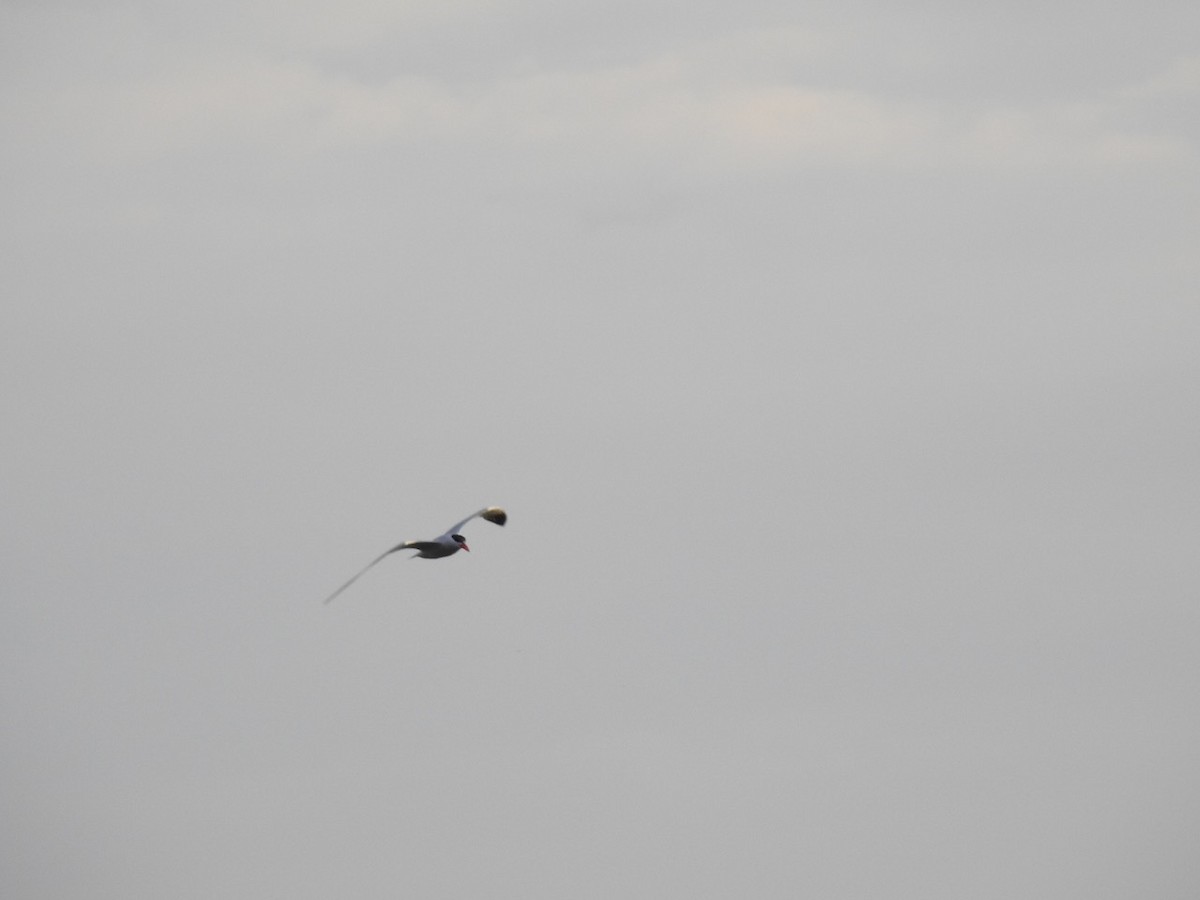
[322, 506, 507, 604]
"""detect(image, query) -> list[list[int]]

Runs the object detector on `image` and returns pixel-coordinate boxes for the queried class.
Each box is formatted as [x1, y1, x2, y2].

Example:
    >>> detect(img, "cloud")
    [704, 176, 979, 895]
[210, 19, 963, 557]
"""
[1118, 55, 1200, 100]
[957, 103, 1192, 169]
[4, 21, 1193, 183]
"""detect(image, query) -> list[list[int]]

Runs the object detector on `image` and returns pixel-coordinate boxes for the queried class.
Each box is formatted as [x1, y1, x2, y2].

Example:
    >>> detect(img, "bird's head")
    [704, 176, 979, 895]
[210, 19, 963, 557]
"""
[452, 533, 470, 552]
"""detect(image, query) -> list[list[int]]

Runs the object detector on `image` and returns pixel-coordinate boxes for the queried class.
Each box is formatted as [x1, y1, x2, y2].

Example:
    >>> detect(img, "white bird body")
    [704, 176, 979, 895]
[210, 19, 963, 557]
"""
[323, 506, 507, 604]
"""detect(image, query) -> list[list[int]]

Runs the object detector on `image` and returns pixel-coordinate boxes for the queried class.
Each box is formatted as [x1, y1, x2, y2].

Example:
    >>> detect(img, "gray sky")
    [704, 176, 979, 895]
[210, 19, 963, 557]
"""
[4, 2, 1199, 897]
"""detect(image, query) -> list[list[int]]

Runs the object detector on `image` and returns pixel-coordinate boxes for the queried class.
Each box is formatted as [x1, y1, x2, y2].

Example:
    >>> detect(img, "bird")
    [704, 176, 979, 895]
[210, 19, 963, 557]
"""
[322, 506, 507, 604]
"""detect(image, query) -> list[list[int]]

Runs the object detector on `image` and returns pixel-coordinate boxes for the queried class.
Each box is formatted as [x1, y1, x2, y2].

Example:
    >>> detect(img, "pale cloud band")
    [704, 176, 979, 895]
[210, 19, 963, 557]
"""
[6, 16, 1196, 177]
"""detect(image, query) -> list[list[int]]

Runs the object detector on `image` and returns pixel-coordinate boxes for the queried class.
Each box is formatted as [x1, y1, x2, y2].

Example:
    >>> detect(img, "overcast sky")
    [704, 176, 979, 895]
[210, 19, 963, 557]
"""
[4, 2, 1199, 898]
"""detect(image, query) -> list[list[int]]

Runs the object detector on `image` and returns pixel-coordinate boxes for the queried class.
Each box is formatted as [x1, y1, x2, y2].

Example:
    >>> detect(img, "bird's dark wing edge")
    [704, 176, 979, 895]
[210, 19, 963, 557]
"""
[443, 506, 508, 536]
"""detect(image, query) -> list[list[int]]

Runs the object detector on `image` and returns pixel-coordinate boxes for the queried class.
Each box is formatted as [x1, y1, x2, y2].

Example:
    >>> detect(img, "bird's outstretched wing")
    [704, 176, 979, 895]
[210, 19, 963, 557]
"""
[441, 506, 508, 537]
[322, 542, 414, 604]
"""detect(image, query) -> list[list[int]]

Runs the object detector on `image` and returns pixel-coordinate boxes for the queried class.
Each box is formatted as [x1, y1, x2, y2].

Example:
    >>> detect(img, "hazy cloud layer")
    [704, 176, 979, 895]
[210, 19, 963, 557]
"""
[4, 2, 1199, 898]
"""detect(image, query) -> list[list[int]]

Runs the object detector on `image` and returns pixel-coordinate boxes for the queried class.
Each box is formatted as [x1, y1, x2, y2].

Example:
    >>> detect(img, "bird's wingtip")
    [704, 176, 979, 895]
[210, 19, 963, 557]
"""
[482, 507, 507, 526]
